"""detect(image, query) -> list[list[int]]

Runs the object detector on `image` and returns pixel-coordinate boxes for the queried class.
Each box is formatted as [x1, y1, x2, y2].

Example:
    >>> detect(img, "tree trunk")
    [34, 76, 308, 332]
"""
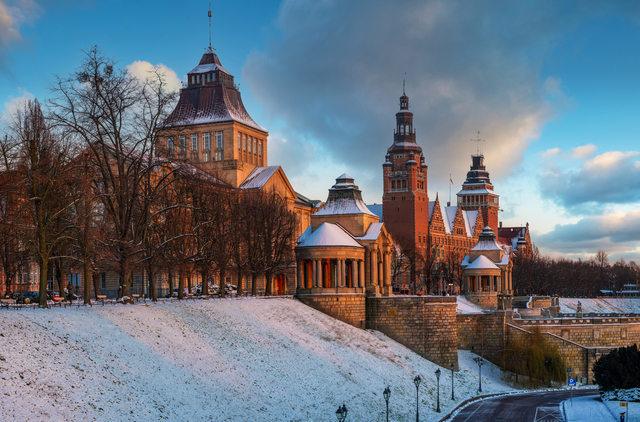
[178, 270, 185, 300]
[122, 266, 132, 298]
[83, 260, 91, 305]
[251, 273, 257, 296]
[39, 257, 48, 308]
[236, 272, 243, 297]
[168, 270, 174, 299]
[219, 269, 226, 298]
[93, 273, 100, 300]
[149, 266, 157, 302]
[264, 273, 272, 296]
[202, 270, 209, 296]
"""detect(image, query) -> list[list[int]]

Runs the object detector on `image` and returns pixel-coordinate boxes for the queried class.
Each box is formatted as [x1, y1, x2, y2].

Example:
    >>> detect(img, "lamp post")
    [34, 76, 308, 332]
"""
[474, 357, 484, 392]
[383, 386, 391, 422]
[450, 363, 455, 400]
[414, 375, 422, 422]
[435, 368, 441, 413]
[335, 404, 348, 422]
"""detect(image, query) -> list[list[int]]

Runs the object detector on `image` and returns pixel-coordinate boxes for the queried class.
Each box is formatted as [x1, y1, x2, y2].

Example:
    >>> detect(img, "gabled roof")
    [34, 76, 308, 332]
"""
[239, 166, 280, 190]
[356, 222, 384, 241]
[297, 223, 363, 248]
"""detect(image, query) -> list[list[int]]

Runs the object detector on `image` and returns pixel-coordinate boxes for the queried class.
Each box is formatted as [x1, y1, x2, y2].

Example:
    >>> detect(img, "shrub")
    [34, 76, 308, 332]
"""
[593, 344, 640, 391]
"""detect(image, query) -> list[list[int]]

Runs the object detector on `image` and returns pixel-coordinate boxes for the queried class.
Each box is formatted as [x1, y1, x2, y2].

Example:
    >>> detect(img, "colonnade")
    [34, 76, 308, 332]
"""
[465, 270, 512, 294]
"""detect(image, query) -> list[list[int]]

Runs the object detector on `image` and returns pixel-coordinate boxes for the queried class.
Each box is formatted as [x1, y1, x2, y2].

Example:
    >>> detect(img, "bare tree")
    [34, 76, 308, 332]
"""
[49, 46, 177, 299]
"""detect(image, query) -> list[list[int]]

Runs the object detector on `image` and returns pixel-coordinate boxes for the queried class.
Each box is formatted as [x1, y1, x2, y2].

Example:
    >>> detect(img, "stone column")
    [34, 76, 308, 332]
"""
[297, 262, 303, 289]
[318, 259, 323, 288]
[312, 260, 317, 288]
[370, 250, 377, 286]
[351, 261, 357, 289]
[358, 260, 364, 287]
[340, 260, 346, 287]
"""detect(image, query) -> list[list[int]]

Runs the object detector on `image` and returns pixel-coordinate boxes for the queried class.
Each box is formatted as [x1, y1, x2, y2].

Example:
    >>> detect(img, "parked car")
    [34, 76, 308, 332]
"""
[15, 291, 40, 304]
[165, 287, 189, 298]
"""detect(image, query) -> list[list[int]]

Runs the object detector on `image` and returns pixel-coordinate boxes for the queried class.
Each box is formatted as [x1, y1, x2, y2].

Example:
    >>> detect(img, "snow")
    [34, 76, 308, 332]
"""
[313, 196, 376, 216]
[188, 62, 230, 75]
[239, 166, 279, 190]
[297, 222, 363, 248]
[356, 222, 383, 241]
[455, 188, 493, 195]
[562, 395, 619, 421]
[0, 299, 517, 421]
[560, 298, 640, 314]
[464, 255, 500, 270]
[456, 296, 485, 314]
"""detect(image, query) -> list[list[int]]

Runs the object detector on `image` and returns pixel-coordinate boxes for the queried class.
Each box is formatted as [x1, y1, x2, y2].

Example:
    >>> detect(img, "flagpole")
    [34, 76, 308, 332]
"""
[449, 173, 451, 205]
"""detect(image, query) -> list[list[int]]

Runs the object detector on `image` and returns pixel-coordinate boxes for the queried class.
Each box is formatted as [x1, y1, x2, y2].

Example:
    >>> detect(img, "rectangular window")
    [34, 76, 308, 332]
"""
[258, 140, 262, 156]
[203, 132, 211, 151]
[237, 133, 241, 150]
[253, 139, 257, 154]
[248, 137, 252, 153]
[179, 135, 186, 152]
[242, 134, 246, 151]
[191, 134, 198, 151]
[215, 131, 224, 161]
[166, 137, 174, 155]
[100, 273, 106, 289]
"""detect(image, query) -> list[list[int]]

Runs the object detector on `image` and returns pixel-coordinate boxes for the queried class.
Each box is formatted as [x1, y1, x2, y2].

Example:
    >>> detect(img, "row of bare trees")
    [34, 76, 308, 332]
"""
[512, 247, 639, 296]
[0, 47, 296, 307]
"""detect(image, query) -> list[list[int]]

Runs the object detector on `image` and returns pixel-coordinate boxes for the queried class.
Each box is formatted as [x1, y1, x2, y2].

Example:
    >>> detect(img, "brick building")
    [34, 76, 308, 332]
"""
[381, 88, 532, 293]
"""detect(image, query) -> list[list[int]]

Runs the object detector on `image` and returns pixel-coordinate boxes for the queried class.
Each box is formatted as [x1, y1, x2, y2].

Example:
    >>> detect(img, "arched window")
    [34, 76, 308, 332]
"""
[391, 180, 396, 189]
[402, 180, 407, 189]
[400, 125, 404, 134]
[406, 123, 410, 134]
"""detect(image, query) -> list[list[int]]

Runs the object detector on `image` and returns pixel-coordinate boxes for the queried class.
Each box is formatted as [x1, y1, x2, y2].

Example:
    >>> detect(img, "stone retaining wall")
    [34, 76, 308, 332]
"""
[296, 294, 366, 329]
[366, 296, 458, 368]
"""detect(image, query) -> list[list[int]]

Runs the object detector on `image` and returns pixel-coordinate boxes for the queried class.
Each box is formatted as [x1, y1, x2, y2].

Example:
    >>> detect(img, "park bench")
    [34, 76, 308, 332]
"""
[96, 295, 107, 306]
[132, 294, 140, 303]
[0, 298, 15, 310]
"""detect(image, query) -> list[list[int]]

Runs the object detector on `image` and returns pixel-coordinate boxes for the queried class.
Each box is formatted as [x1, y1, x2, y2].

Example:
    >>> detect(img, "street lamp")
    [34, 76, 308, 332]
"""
[450, 363, 455, 400]
[435, 368, 441, 413]
[414, 375, 421, 422]
[383, 386, 391, 422]
[474, 357, 484, 392]
[335, 404, 347, 422]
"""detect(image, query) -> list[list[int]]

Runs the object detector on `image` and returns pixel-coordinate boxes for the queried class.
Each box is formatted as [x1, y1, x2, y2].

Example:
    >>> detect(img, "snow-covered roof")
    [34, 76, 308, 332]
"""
[443, 206, 458, 235]
[456, 188, 494, 195]
[188, 62, 230, 75]
[239, 166, 279, 190]
[428, 201, 436, 220]
[366, 204, 383, 221]
[314, 174, 376, 216]
[464, 210, 478, 236]
[471, 227, 503, 251]
[356, 223, 384, 241]
[465, 255, 500, 270]
[297, 223, 363, 248]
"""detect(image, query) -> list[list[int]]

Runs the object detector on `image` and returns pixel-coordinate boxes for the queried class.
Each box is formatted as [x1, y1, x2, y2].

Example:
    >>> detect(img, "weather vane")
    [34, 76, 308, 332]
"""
[470, 131, 485, 156]
[207, 2, 215, 52]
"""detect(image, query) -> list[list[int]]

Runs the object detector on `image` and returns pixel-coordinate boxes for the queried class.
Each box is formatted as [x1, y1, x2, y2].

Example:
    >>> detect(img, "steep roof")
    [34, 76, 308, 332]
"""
[239, 166, 280, 190]
[297, 223, 363, 248]
[471, 226, 503, 251]
[465, 255, 500, 270]
[314, 174, 376, 216]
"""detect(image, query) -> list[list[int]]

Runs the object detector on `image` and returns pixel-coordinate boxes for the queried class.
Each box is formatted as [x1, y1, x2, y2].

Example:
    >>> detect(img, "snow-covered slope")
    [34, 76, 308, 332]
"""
[560, 298, 640, 314]
[0, 298, 514, 421]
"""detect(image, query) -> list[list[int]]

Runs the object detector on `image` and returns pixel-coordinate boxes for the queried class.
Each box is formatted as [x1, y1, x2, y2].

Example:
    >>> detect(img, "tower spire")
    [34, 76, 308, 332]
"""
[403, 72, 406, 95]
[208, 3, 215, 52]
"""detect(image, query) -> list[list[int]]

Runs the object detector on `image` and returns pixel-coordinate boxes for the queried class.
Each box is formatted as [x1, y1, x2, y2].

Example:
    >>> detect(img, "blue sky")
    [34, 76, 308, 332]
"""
[2, 0, 640, 262]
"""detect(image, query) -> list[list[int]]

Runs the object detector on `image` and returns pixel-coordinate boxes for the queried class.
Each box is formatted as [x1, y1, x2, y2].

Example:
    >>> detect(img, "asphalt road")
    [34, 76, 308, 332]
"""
[451, 388, 599, 422]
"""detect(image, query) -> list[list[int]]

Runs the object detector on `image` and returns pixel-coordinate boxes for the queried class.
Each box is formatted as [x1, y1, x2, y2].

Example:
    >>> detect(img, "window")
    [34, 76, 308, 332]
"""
[242, 134, 247, 152]
[248, 136, 252, 153]
[166, 137, 174, 155]
[253, 139, 257, 154]
[179, 135, 186, 157]
[258, 141, 262, 156]
[100, 273, 106, 289]
[215, 131, 223, 161]
[191, 134, 199, 161]
[237, 133, 241, 150]
[203, 133, 211, 150]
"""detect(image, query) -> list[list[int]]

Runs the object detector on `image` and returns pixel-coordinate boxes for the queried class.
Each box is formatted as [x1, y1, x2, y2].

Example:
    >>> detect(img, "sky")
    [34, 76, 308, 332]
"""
[2, 0, 640, 262]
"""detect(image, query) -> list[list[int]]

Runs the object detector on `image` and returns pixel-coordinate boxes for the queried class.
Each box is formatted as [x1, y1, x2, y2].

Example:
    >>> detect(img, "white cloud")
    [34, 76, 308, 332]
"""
[125, 61, 181, 94]
[0, 0, 40, 49]
[1, 86, 34, 123]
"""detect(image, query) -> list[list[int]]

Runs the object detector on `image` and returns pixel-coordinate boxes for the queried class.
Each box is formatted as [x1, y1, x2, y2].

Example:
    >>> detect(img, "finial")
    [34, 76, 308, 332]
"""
[403, 72, 406, 95]
[207, 3, 215, 52]
[470, 130, 485, 156]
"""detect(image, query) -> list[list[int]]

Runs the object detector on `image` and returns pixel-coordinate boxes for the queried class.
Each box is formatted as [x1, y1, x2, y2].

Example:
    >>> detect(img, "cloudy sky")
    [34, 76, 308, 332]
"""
[2, 0, 640, 262]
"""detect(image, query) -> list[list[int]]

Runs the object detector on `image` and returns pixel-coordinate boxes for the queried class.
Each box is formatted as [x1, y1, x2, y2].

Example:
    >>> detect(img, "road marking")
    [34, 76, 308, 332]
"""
[460, 400, 486, 422]
[533, 405, 563, 422]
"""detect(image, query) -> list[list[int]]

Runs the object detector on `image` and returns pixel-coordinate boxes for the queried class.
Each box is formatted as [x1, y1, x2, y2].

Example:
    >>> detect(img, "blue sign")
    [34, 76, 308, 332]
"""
[568, 378, 576, 386]
[568, 367, 572, 373]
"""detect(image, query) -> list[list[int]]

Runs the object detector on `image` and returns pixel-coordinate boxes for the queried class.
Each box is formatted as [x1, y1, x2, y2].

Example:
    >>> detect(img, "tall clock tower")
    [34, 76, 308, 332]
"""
[382, 88, 430, 287]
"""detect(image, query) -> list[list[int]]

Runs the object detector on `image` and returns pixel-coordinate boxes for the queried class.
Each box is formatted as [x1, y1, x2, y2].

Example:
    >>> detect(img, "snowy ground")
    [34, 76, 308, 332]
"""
[455, 296, 484, 314]
[560, 298, 640, 314]
[562, 395, 639, 421]
[0, 298, 515, 421]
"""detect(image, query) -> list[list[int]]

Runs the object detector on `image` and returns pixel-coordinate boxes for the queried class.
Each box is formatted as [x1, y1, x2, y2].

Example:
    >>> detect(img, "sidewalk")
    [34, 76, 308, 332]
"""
[563, 395, 639, 421]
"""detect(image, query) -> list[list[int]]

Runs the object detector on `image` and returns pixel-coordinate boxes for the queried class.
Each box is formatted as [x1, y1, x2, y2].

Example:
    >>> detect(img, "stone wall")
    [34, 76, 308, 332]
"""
[366, 297, 458, 369]
[465, 293, 498, 308]
[296, 294, 366, 329]
[456, 311, 511, 362]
